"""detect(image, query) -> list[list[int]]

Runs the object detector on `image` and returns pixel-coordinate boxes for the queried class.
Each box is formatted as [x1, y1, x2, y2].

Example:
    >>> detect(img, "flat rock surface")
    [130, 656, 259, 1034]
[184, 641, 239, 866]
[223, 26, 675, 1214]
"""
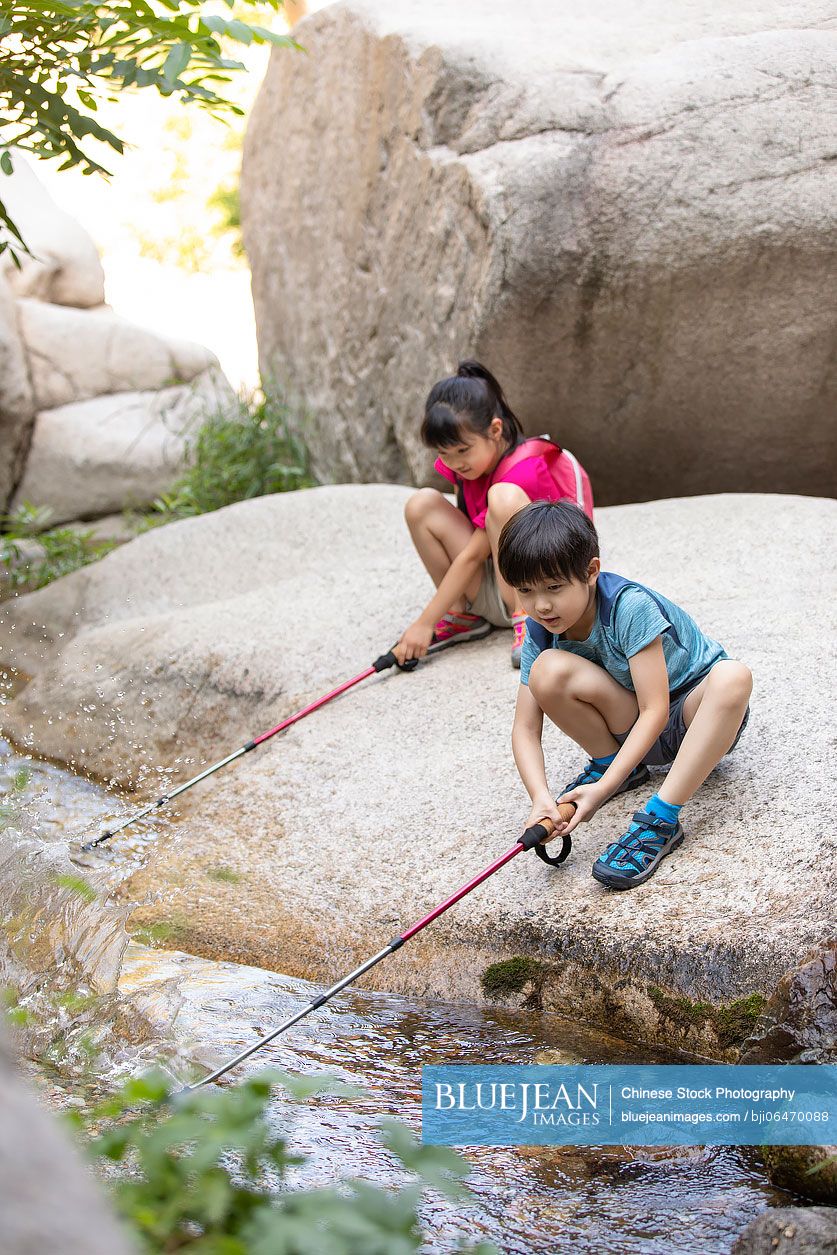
[1, 489, 834, 1039]
[242, 0, 836, 501]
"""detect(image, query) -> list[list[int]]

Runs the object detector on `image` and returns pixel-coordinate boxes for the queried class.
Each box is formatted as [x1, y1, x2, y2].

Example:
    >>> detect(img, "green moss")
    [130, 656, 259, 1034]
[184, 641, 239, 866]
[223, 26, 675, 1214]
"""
[647, 985, 767, 1047]
[714, 993, 767, 1047]
[206, 865, 243, 885]
[481, 957, 546, 1009]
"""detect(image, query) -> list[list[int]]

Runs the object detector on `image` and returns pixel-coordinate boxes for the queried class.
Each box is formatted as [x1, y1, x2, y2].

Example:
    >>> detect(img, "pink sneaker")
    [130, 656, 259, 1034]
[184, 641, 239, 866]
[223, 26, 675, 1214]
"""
[511, 611, 527, 669]
[430, 611, 492, 652]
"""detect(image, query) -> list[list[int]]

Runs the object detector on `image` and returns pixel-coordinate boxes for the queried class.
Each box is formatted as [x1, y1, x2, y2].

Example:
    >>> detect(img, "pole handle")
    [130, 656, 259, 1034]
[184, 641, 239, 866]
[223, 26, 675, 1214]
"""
[520, 802, 576, 867]
[373, 648, 419, 673]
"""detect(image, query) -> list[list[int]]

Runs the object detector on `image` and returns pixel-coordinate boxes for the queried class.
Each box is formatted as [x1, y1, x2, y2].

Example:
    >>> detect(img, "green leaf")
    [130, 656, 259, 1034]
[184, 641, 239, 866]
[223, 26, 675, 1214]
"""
[162, 41, 191, 87]
[0, 151, 13, 176]
[52, 872, 97, 903]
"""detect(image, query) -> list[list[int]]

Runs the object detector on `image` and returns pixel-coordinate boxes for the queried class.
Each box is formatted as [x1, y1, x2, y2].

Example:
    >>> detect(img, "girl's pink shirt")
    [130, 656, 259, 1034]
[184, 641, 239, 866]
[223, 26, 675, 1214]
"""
[434, 450, 592, 529]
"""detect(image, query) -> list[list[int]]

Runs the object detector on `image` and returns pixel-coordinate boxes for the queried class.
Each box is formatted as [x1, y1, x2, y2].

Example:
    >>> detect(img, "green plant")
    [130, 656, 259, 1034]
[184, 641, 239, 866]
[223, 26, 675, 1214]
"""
[0, 2, 297, 261]
[207, 179, 244, 256]
[146, 390, 314, 523]
[0, 502, 117, 591]
[0, 765, 30, 826]
[75, 1069, 498, 1254]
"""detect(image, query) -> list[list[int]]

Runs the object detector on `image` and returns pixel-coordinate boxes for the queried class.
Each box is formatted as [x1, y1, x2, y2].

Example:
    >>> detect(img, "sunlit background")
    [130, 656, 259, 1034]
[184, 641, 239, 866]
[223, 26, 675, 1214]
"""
[36, 0, 332, 391]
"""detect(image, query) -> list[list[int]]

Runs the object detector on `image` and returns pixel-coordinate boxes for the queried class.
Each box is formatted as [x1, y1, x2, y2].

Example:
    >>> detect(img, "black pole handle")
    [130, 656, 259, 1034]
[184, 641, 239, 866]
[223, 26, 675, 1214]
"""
[373, 647, 419, 673]
[519, 804, 576, 867]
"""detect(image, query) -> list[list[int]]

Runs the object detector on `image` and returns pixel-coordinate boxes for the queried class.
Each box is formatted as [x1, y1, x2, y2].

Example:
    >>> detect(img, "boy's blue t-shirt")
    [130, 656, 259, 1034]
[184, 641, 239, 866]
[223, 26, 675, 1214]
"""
[519, 575, 727, 695]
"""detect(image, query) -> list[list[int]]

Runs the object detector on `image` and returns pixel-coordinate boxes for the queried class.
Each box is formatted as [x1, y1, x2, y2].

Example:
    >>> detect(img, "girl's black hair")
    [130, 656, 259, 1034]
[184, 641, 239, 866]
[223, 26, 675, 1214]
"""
[497, 501, 599, 588]
[420, 360, 524, 449]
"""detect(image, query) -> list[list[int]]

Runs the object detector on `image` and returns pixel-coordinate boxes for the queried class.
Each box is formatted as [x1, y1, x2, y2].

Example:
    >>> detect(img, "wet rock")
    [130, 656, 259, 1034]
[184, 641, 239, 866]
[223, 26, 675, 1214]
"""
[0, 490, 834, 1050]
[0, 152, 105, 308]
[731, 1206, 837, 1253]
[0, 1027, 133, 1255]
[0, 274, 35, 511]
[18, 298, 220, 410]
[761, 1147, 837, 1207]
[11, 367, 236, 524]
[739, 944, 837, 1064]
[242, 0, 837, 502]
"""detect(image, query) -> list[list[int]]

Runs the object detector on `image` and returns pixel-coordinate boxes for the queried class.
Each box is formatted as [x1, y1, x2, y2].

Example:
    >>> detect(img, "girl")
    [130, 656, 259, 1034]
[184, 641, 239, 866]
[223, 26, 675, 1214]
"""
[394, 361, 594, 669]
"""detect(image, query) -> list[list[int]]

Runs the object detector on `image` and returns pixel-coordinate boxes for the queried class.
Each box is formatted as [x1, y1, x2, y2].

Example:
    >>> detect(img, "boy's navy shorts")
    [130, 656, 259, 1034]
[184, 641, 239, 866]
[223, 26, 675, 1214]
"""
[614, 680, 751, 767]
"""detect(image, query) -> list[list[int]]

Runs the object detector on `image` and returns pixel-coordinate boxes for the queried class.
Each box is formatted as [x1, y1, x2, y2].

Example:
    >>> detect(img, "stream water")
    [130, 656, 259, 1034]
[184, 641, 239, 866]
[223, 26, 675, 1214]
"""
[0, 737, 796, 1253]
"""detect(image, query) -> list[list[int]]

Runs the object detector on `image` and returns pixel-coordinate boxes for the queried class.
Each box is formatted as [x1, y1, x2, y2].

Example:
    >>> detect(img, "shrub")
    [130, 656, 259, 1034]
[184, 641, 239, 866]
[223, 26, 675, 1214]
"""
[75, 1069, 498, 1254]
[147, 389, 315, 522]
[0, 502, 117, 592]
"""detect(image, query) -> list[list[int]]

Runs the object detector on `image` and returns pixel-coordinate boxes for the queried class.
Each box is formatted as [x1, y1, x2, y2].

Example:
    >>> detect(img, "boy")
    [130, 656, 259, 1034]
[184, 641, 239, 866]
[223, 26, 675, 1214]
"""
[497, 501, 752, 889]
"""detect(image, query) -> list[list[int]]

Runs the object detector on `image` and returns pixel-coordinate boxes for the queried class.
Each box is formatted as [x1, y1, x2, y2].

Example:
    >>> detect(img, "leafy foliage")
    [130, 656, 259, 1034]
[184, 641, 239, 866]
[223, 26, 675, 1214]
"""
[146, 389, 314, 522]
[0, 1, 296, 258]
[75, 1069, 498, 1254]
[0, 502, 117, 591]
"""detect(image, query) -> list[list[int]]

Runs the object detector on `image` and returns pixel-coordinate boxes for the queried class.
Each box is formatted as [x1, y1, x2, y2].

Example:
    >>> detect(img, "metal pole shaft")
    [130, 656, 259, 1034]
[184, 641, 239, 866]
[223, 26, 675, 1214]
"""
[185, 943, 396, 1091]
[183, 842, 528, 1092]
[84, 665, 380, 850]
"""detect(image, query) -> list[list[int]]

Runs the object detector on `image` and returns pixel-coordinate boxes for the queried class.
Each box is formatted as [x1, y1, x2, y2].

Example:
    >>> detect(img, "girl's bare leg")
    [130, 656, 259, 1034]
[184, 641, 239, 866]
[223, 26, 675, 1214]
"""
[657, 660, 752, 806]
[528, 650, 640, 759]
[484, 481, 532, 614]
[404, 488, 481, 611]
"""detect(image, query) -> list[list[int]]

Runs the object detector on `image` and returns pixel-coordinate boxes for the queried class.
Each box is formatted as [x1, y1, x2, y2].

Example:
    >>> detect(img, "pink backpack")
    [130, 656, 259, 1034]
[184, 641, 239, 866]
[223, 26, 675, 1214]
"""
[491, 436, 594, 518]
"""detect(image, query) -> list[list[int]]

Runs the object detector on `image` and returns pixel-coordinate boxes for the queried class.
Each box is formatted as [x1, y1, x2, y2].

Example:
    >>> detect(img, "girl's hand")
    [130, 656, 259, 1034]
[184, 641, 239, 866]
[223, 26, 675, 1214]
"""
[394, 621, 435, 664]
[554, 782, 607, 835]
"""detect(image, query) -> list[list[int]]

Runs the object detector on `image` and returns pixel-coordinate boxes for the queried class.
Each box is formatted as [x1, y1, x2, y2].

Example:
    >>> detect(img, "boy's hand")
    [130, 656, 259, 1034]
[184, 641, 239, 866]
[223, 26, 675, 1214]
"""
[526, 795, 564, 837]
[554, 782, 607, 835]
[394, 620, 435, 664]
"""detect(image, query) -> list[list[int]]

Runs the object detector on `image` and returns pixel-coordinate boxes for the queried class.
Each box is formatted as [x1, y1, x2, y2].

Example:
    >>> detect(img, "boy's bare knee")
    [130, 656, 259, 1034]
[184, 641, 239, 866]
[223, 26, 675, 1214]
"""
[404, 486, 442, 525]
[529, 649, 577, 700]
[486, 481, 529, 523]
[709, 660, 753, 708]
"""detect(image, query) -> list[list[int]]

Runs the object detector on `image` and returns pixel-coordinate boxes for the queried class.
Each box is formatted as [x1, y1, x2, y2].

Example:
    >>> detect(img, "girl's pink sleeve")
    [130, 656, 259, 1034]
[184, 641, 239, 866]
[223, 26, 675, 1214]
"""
[434, 458, 457, 486]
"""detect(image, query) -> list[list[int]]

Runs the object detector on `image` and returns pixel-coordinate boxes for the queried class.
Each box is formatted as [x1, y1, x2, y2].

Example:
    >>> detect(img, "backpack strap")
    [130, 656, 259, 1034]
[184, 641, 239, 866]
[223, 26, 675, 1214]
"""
[492, 436, 587, 511]
[560, 447, 585, 510]
[597, 572, 684, 650]
[491, 435, 561, 484]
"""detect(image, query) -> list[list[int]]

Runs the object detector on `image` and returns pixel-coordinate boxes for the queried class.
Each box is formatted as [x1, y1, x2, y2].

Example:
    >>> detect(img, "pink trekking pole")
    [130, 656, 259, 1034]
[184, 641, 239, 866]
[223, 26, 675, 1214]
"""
[82, 646, 420, 851]
[180, 806, 576, 1093]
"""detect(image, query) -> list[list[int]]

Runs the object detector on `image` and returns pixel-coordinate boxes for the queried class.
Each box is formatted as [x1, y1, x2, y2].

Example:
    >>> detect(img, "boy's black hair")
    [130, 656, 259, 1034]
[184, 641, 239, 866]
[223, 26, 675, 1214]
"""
[420, 359, 524, 449]
[497, 500, 599, 587]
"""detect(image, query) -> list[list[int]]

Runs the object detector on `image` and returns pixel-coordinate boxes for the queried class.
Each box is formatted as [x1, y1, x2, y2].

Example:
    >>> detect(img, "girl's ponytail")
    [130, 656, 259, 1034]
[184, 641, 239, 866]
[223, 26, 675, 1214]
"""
[455, 360, 522, 444]
[421, 359, 523, 449]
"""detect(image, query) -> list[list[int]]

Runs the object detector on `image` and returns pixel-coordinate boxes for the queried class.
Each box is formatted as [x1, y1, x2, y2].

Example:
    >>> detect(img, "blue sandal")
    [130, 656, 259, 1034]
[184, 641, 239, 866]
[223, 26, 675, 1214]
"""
[592, 809, 684, 890]
[562, 760, 650, 799]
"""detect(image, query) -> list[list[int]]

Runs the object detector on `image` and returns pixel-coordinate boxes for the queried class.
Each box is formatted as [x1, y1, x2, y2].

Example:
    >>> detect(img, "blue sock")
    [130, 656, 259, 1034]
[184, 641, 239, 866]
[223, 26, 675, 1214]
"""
[645, 793, 682, 826]
[592, 751, 617, 768]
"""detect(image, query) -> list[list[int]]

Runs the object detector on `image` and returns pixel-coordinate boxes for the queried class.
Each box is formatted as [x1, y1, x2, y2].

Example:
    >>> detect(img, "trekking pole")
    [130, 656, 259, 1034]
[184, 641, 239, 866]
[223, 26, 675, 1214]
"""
[180, 805, 575, 1094]
[82, 646, 420, 852]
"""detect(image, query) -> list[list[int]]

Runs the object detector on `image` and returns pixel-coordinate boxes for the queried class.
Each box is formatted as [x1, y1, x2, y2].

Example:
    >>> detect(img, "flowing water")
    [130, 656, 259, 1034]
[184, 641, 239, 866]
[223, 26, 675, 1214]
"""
[0, 737, 796, 1254]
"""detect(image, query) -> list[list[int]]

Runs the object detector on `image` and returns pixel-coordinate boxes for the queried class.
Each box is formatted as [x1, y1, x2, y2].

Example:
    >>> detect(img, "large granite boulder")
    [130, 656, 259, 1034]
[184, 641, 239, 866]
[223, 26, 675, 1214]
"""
[0, 1029, 133, 1255]
[18, 299, 220, 411]
[0, 151, 105, 308]
[0, 274, 35, 511]
[241, 1, 837, 502]
[11, 367, 236, 524]
[1, 488, 834, 1053]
